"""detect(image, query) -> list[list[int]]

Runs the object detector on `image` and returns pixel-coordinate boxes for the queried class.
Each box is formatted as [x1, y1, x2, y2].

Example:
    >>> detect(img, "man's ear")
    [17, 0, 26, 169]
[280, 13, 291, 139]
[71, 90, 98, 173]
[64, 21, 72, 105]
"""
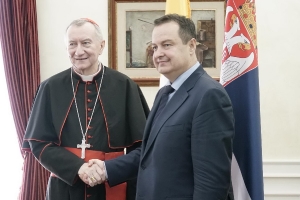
[189, 38, 197, 53]
[99, 40, 106, 55]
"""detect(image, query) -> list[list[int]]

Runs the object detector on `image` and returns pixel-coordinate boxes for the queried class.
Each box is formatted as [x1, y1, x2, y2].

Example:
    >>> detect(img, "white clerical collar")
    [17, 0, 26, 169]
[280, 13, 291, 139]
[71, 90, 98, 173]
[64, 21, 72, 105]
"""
[74, 64, 101, 82]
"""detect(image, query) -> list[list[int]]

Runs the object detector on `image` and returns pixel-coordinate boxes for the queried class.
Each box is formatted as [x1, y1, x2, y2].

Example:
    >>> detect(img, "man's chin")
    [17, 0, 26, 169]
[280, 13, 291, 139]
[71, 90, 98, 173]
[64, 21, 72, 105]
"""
[74, 64, 87, 70]
[157, 66, 169, 74]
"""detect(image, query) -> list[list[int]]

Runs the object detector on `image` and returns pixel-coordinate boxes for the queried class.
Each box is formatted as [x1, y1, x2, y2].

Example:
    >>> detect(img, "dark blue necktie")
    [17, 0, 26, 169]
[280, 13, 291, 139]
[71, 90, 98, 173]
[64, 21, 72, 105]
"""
[153, 85, 174, 122]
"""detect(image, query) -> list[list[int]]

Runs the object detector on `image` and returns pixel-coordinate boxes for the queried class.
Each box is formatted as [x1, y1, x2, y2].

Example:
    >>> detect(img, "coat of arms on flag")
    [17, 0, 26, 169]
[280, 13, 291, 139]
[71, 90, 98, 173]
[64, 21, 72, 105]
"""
[220, 0, 258, 86]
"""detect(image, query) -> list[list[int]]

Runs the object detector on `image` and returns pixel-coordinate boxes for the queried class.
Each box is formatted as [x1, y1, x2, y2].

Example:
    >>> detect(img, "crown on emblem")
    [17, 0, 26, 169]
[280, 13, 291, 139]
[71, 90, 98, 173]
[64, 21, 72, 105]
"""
[238, 1, 257, 49]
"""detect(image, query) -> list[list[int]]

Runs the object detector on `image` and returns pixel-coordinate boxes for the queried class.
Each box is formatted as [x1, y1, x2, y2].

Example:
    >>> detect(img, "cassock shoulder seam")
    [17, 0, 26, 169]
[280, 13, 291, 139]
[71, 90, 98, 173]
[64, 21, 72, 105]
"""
[24, 138, 59, 145]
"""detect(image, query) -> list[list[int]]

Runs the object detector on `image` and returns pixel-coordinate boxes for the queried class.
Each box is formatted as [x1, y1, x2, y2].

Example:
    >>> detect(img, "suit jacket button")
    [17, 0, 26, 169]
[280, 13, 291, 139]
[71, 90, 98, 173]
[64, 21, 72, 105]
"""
[141, 164, 146, 169]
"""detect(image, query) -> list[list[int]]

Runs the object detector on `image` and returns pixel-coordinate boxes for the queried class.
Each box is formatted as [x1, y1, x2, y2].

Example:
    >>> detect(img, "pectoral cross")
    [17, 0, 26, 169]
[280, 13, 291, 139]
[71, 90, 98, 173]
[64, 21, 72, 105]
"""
[77, 139, 91, 159]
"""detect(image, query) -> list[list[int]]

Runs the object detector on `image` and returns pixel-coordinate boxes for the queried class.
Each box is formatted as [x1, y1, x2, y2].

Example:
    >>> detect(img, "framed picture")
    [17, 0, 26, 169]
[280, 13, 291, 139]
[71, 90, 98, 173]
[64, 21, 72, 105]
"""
[108, 0, 225, 86]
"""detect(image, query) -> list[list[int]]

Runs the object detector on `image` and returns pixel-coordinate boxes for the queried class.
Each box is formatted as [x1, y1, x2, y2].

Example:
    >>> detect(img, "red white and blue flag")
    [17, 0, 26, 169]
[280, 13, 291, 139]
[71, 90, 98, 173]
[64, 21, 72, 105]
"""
[220, 0, 264, 199]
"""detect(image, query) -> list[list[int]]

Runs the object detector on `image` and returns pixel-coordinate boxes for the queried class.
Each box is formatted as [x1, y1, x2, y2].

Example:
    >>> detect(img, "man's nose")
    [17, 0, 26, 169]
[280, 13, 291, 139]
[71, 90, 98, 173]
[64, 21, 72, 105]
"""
[153, 47, 164, 58]
[75, 44, 84, 55]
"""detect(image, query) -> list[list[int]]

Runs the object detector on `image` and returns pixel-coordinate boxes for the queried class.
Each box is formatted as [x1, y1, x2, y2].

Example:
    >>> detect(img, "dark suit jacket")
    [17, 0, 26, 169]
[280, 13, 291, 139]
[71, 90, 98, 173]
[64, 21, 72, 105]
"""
[106, 66, 235, 200]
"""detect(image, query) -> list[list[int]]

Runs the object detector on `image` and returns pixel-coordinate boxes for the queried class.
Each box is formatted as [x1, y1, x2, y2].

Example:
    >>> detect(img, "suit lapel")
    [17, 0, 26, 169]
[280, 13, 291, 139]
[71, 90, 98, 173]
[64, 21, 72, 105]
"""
[141, 66, 206, 160]
[143, 89, 188, 157]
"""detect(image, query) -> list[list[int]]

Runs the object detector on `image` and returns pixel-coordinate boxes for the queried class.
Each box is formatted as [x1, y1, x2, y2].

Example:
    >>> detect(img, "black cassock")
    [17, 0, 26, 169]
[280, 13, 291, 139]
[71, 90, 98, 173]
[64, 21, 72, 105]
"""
[23, 66, 149, 200]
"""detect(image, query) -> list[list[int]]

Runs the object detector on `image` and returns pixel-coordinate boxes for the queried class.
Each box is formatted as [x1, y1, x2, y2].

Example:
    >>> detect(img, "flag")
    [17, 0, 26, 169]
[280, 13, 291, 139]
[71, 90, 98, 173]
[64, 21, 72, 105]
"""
[220, 0, 264, 199]
[159, 0, 191, 87]
[165, 0, 191, 18]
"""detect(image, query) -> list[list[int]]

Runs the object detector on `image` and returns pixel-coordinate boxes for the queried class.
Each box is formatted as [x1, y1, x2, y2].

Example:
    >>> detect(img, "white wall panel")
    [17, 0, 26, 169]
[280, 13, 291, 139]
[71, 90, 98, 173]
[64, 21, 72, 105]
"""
[264, 161, 300, 199]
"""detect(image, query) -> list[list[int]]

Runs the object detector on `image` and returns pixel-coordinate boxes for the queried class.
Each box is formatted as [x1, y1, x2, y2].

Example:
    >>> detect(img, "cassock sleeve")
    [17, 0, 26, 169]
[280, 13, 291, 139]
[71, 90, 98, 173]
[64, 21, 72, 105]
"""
[23, 81, 85, 186]
[105, 82, 149, 200]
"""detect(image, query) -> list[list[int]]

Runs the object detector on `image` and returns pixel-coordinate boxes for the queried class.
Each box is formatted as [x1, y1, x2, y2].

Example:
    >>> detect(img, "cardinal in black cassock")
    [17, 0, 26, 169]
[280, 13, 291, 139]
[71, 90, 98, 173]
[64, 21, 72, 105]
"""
[23, 64, 149, 200]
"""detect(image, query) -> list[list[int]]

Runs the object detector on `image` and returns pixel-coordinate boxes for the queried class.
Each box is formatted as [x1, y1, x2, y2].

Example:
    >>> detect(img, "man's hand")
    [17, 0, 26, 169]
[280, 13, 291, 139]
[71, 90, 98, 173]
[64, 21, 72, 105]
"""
[78, 162, 104, 187]
[88, 159, 107, 183]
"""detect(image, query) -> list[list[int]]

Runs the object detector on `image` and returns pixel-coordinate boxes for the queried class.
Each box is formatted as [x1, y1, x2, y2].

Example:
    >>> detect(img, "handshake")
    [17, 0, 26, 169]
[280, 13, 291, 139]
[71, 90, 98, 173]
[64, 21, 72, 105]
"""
[78, 159, 106, 187]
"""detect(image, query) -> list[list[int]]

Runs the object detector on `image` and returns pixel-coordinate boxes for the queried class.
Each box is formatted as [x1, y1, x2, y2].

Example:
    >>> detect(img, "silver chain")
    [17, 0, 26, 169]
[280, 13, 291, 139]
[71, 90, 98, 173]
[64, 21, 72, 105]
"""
[70, 66, 105, 139]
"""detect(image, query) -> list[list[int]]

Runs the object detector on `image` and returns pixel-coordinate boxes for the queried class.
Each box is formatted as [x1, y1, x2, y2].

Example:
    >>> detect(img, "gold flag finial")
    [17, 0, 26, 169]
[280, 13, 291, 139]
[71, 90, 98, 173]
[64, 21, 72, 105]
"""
[165, 0, 191, 18]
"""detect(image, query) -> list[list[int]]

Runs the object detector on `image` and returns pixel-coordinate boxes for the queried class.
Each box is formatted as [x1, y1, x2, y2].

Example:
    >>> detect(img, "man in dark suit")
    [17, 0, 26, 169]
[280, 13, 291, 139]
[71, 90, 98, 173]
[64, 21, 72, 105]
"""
[89, 14, 235, 200]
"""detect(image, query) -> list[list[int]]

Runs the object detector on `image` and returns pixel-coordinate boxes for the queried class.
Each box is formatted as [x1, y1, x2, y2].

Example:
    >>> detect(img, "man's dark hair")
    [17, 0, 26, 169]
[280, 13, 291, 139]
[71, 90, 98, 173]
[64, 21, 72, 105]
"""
[153, 14, 196, 44]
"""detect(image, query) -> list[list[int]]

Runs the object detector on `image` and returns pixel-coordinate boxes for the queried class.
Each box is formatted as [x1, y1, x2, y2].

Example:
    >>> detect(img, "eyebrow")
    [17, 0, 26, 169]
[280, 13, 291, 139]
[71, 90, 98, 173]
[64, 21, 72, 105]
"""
[152, 39, 173, 45]
[82, 38, 92, 42]
[68, 38, 92, 43]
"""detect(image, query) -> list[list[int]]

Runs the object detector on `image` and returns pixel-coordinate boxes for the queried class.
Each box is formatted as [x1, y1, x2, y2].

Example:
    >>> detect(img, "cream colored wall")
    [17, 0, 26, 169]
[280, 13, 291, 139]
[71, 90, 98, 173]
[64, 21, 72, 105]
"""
[256, 0, 300, 161]
[36, 0, 109, 81]
[36, 0, 300, 197]
[255, 0, 300, 195]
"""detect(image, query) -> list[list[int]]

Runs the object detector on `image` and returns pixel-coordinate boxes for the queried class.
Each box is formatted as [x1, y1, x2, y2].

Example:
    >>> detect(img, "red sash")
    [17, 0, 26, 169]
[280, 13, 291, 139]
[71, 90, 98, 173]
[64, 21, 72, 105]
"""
[51, 148, 126, 200]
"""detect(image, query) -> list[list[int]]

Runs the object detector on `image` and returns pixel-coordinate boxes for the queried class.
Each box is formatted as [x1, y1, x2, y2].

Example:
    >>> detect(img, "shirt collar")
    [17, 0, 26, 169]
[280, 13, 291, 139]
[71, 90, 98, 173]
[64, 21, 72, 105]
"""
[169, 62, 200, 91]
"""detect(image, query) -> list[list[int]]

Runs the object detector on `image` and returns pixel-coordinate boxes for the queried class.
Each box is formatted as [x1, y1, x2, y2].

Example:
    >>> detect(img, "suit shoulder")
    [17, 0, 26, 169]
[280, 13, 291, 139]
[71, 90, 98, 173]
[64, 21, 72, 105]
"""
[197, 73, 225, 90]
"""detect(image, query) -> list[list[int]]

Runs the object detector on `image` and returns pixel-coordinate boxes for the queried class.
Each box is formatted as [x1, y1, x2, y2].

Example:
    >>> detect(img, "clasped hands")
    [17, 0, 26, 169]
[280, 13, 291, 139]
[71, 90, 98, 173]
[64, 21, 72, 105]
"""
[78, 159, 106, 187]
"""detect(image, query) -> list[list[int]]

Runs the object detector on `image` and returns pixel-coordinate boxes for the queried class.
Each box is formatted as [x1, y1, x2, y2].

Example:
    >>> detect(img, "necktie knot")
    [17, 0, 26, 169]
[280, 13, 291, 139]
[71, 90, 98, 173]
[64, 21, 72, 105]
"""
[163, 85, 174, 95]
[152, 85, 174, 123]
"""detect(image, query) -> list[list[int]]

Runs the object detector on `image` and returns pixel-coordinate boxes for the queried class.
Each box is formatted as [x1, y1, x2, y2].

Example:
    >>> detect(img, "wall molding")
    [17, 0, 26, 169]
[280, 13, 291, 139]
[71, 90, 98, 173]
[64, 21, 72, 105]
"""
[263, 160, 300, 198]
